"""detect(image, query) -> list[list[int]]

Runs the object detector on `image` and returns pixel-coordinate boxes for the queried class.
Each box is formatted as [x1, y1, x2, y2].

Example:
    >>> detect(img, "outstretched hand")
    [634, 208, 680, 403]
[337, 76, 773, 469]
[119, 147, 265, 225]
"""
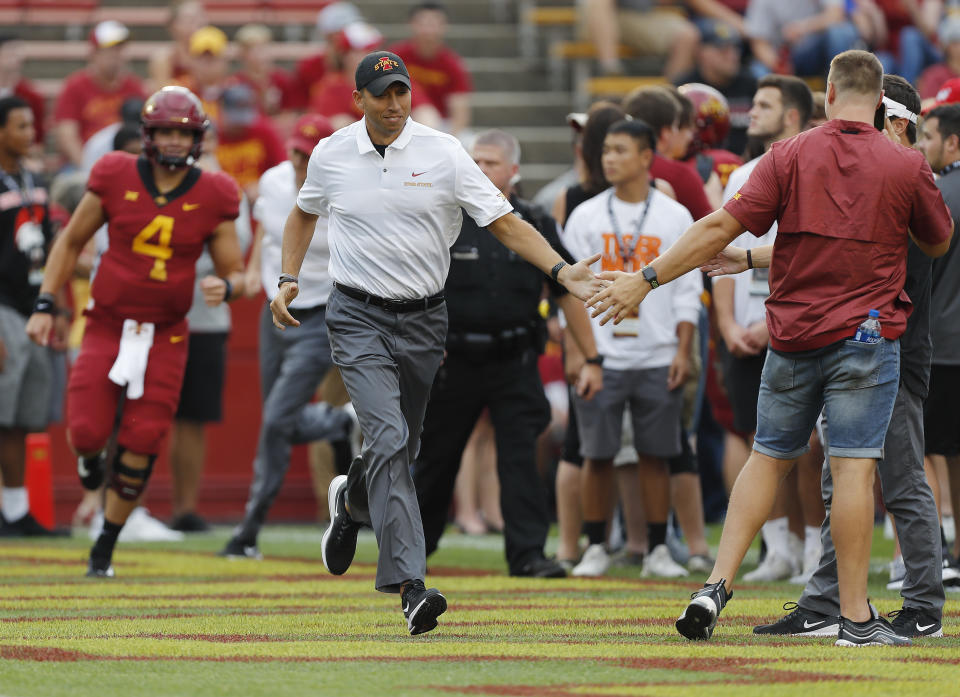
[270, 282, 301, 330]
[699, 245, 748, 277]
[558, 254, 606, 301]
[586, 270, 648, 326]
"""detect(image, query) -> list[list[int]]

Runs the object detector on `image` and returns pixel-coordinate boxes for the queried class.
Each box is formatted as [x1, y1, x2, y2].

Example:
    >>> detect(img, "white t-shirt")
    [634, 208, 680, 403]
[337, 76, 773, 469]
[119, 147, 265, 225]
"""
[255, 160, 332, 308]
[722, 155, 776, 329]
[296, 117, 514, 300]
[562, 187, 703, 370]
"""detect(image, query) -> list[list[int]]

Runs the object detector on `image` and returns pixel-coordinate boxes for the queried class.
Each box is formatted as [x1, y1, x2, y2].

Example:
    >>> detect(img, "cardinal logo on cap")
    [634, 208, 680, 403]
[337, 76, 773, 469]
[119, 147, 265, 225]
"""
[375, 57, 399, 72]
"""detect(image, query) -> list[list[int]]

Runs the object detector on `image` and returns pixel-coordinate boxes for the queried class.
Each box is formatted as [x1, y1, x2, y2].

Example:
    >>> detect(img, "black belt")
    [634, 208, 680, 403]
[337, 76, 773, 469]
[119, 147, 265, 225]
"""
[288, 303, 326, 321]
[334, 282, 445, 313]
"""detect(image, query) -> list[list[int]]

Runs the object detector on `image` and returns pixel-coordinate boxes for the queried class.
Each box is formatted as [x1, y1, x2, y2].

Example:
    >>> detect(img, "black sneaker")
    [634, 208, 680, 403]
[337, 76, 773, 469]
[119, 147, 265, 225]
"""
[675, 578, 732, 640]
[888, 607, 943, 638]
[753, 602, 840, 637]
[321, 474, 361, 575]
[836, 607, 911, 647]
[511, 556, 567, 578]
[218, 537, 263, 560]
[86, 557, 115, 578]
[401, 580, 447, 636]
[0, 512, 70, 537]
[77, 453, 106, 491]
[170, 512, 211, 533]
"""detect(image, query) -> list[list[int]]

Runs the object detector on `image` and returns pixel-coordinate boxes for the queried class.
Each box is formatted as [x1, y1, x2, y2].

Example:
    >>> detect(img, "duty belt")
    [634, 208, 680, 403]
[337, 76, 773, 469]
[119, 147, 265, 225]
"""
[334, 283, 445, 313]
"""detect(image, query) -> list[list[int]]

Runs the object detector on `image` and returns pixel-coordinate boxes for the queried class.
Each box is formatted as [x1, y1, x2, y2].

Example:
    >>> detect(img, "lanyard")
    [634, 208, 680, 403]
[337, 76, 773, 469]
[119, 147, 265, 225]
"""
[940, 160, 960, 177]
[0, 167, 37, 220]
[606, 187, 653, 271]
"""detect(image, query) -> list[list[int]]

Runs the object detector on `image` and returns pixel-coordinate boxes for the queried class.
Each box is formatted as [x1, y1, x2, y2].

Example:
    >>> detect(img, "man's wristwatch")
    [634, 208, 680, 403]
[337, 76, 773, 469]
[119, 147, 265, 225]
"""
[641, 265, 660, 289]
[585, 354, 604, 366]
[278, 273, 298, 289]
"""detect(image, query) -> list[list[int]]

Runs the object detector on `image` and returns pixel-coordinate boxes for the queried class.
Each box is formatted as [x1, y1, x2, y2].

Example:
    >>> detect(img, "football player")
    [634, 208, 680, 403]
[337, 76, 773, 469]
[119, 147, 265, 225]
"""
[26, 86, 244, 577]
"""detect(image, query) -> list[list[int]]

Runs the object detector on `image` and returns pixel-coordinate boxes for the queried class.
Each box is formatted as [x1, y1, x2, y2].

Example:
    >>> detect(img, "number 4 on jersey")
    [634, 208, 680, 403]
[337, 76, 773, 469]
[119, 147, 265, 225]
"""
[132, 215, 174, 281]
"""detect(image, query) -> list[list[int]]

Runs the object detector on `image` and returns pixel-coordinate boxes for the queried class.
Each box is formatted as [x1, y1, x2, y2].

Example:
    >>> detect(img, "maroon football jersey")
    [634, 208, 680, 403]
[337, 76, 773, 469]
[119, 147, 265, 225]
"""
[87, 152, 240, 325]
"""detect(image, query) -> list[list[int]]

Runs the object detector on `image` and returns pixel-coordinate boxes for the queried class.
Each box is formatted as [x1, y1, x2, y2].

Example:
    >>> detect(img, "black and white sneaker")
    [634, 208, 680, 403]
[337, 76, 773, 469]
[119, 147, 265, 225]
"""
[218, 537, 263, 560]
[942, 557, 960, 590]
[401, 580, 447, 636]
[321, 474, 361, 575]
[889, 607, 943, 638]
[753, 602, 840, 637]
[85, 557, 115, 578]
[676, 578, 732, 640]
[836, 607, 911, 647]
[77, 453, 106, 491]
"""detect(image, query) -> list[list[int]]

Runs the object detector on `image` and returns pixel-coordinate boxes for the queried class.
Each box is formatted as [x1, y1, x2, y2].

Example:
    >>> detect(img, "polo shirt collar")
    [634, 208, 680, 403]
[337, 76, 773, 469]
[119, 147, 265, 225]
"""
[356, 117, 415, 154]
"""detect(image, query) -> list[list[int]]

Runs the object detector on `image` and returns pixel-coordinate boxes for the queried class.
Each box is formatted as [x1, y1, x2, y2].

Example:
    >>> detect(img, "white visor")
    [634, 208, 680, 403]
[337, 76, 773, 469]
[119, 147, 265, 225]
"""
[882, 96, 918, 124]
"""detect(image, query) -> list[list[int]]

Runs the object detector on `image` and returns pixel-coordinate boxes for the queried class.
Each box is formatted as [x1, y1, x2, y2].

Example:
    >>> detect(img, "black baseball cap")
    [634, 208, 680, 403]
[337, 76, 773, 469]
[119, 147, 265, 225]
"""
[355, 50, 411, 96]
[701, 19, 742, 48]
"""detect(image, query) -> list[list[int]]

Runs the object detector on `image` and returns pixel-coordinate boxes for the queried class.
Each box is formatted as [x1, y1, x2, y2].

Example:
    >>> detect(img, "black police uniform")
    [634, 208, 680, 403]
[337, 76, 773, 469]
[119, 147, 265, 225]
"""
[413, 197, 574, 576]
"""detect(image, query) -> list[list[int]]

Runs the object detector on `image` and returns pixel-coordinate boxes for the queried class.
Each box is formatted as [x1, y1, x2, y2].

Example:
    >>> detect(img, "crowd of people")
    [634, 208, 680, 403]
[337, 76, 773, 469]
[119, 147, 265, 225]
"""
[0, 0, 959, 642]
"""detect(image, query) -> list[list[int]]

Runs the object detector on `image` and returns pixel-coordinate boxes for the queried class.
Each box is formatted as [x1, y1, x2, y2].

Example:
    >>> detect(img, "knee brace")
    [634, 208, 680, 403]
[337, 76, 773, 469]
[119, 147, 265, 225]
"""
[108, 449, 157, 501]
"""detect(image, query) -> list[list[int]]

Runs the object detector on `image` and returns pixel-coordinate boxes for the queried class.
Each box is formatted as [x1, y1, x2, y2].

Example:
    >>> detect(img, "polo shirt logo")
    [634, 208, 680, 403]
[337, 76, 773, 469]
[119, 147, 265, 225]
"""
[404, 180, 433, 188]
[375, 57, 399, 72]
[732, 192, 742, 200]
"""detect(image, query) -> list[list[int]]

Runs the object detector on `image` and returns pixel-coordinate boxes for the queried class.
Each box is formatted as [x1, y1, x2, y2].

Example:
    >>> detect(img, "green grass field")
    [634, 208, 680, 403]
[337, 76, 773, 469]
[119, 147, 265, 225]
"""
[1, 525, 957, 697]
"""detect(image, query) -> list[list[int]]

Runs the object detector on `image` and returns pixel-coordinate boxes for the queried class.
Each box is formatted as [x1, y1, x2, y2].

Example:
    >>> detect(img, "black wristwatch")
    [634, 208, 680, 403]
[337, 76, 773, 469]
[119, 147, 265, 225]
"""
[585, 354, 604, 366]
[641, 265, 660, 289]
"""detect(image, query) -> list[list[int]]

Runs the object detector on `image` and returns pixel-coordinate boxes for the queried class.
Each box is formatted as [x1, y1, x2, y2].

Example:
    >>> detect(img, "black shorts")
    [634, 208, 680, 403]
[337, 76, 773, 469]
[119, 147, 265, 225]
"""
[561, 386, 583, 467]
[175, 332, 228, 423]
[924, 363, 960, 456]
[719, 343, 766, 435]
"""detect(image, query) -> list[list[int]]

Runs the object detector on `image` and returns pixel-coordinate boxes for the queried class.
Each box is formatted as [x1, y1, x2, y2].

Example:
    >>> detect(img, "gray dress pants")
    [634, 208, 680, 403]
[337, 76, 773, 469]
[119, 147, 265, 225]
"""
[233, 302, 344, 543]
[325, 288, 447, 593]
[799, 383, 945, 618]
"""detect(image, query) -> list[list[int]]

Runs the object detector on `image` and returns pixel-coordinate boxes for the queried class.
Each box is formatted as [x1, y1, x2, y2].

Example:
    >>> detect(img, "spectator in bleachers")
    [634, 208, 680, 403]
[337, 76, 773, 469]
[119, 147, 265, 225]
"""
[852, 1, 942, 84]
[918, 16, 960, 99]
[0, 37, 45, 148]
[288, 1, 364, 111]
[673, 20, 755, 156]
[310, 23, 442, 130]
[215, 83, 285, 202]
[179, 26, 231, 121]
[622, 87, 713, 220]
[389, 2, 473, 137]
[688, 0, 749, 35]
[81, 97, 143, 173]
[579, 0, 701, 81]
[54, 21, 145, 169]
[745, 0, 859, 77]
[149, 0, 209, 89]
[233, 24, 294, 117]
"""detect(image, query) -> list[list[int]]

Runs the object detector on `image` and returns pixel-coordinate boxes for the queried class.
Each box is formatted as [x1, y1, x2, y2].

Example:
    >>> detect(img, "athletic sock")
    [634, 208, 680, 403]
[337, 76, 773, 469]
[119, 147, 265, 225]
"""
[804, 526, 822, 561]
[90, 519, 123, 568]
[761, 516, 789, 560]
[1, 487, 29, 522]
[648, 522, 667, 550]
[583, 521, 606, 546]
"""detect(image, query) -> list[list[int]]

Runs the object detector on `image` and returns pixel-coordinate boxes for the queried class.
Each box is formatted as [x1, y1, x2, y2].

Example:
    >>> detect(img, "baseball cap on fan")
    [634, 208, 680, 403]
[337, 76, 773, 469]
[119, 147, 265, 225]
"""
[355, 51, 411, 96]
[923, 77, 960, 114]
[90, 20, 130, 49]
[287, 113, 334, 154]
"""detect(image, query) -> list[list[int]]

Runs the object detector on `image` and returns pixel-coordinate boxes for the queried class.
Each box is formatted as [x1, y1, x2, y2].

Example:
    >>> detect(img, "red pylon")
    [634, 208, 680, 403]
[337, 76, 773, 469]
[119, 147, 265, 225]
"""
[25, 432, 54, 528]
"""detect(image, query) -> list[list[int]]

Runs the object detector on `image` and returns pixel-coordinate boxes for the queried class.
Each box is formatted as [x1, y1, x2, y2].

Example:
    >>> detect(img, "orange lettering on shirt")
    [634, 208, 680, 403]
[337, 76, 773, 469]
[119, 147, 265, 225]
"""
[216, 140, 267, 187]
[601, 232, 661, 272]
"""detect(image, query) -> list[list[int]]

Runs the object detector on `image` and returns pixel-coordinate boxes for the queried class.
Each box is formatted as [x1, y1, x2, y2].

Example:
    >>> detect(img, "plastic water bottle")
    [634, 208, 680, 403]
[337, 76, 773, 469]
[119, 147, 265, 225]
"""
[853, 309, 882, 343]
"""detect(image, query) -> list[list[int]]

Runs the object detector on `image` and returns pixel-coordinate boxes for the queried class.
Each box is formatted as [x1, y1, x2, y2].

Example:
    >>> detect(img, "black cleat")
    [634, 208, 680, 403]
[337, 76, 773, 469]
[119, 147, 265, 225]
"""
[753, 602, 840, 637]
[218, 537, 263, 560]
[170, 512, 211, 533]
[86, 557, 115, 578]
[836, 606, 911, 647]
[321, 475, 361, 575]
[511, 556, 567, 578]
[402, 580, 447, 636]
[888, 606, 943, 638]
[77, 453, 106, 491]
[676, 578, 732, 640]
[0, 512, 70, 537]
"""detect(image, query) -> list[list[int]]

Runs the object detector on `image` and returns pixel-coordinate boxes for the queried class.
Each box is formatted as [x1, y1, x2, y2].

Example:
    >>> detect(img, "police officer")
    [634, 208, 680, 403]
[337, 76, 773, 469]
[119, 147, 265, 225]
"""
[413, 129, 603, 578]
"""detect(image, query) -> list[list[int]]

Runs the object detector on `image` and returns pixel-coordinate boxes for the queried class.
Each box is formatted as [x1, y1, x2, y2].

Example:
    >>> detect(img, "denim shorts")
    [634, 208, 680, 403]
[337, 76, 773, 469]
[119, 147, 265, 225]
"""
[753, 338, 900, 460]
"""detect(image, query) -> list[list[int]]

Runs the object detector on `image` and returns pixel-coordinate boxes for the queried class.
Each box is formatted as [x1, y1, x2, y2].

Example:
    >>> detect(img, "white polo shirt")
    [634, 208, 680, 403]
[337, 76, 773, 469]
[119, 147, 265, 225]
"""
[255, 160, 332, 308]
[721, 155, 776, 329]
[296, 117, 514, 300]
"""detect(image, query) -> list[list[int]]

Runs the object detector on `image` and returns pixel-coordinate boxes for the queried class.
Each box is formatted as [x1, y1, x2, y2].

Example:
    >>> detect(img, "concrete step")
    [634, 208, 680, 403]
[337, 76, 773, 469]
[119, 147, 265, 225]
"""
[470, 91, 573, 128]
[518, 163, 571, 198]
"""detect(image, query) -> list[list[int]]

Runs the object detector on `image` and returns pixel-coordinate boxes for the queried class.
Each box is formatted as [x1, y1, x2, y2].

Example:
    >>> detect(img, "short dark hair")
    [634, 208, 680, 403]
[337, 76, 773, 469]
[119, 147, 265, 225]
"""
[757, 74, 814, 127]
[882, 73, 920, 144]
[0, 95, 30, 128]
[927, 104, 960, 146]
[622, 87, 679, 136]
[112, 123, 142, 152]
[409, 2, 446, 18]
[581, 101, 626, 195]
[606, 118, 657, 154]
